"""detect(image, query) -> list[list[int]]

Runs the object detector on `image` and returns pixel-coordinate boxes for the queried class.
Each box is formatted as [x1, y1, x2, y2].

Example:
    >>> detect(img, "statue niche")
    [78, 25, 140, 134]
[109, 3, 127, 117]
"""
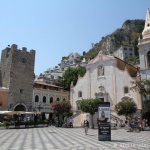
[98, 65, 104, 76]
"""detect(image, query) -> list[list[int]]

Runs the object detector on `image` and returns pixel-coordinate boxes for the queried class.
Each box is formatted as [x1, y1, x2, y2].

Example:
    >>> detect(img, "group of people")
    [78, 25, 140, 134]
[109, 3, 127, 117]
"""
[125, 117, 149, 131]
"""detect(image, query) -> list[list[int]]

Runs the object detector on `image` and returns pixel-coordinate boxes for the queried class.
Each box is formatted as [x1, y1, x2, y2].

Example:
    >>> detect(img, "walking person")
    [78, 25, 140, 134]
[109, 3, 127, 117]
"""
[115, 118, 118, 127]
[69, 117, 74, 128]
[84, 119, 89, 135]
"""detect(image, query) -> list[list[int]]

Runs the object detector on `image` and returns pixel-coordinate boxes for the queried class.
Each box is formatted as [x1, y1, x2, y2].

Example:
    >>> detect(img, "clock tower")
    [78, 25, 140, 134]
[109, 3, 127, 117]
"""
[0, 44, 35, 111]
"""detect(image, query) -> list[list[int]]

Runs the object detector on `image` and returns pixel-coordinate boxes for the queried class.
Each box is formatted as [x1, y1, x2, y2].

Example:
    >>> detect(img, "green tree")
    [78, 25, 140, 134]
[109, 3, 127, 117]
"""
[130, 79, 150, 118]
[130, 79, 150, 101]
[77, 98, 100, 129]
[63, 67, 86, 91]
[115, 101, 137, 117]
[126, 56, 139, 65]
[82, 51, 86, 55]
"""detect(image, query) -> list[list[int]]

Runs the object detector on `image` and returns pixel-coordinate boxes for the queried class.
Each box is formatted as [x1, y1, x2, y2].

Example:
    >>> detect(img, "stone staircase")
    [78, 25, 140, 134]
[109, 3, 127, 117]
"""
[68, 110, 125, 128]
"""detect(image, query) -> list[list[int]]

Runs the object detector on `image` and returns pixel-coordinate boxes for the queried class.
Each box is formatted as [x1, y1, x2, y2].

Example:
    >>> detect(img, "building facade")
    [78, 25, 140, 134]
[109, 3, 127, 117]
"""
[0, 44, 35, 111]
[113, 45, 135, 61]
[0, 87, 9, 111]
[33, 77, 69, 120]
[138, 8, 150, 80]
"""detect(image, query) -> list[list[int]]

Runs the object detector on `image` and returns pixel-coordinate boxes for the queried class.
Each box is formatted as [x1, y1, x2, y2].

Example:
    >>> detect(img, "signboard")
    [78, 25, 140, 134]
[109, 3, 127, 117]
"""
[98, 102, 111, 141]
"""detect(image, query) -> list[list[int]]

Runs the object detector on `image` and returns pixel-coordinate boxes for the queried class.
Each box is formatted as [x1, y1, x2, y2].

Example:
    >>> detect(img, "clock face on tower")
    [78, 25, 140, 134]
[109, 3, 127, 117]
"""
[21, 57, 27, 64]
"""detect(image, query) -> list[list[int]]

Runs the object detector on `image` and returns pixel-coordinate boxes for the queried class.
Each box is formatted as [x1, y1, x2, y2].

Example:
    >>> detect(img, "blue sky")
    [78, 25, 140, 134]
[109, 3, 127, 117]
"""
[0, 0, 149, 75]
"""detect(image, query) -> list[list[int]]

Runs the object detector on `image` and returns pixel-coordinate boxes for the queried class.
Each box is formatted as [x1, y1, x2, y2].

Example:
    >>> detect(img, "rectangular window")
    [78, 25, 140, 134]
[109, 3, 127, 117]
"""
[129, 48, 132, 51]
[100, 98, 104, 102]
[20, 89, 23, 93]
[124, 87, 129, 94]
[124, 48, 127, 50]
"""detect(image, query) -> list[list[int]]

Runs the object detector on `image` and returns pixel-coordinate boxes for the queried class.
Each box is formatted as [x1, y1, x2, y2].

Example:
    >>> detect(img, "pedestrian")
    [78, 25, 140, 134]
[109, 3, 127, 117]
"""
[115, 118, 118, 127]
[84, 119, 89, 135]
[69, 117, 73, 128]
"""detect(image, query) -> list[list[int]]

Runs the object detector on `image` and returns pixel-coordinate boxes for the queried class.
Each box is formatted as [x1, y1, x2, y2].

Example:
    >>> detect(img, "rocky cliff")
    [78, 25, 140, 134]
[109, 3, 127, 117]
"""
[84, 19, 145, 59]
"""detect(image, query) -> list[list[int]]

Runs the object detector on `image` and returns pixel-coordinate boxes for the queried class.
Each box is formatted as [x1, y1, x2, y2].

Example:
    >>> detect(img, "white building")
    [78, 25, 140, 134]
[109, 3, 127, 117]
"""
[70, 53, 142, 126]
[138, 8, 150, 80]
[113, 45, 135, 61]
[33, 78, 69, 120]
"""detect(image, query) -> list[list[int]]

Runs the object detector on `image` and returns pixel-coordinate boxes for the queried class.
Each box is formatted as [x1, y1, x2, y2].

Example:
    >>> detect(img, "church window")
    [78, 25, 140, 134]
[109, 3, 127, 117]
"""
[20, 89, 23, 93]
[0, 101, 2, 106]
[78, 91, 82, 98]
[35, 95, 39, 102]
[43, 96, 46, 103]
[124, 87, 129, 94]
[50, 97, 53, 103]
[57, 98, 60, 101]
[97, 65, 104, 77]
[147, 51, 150, 68]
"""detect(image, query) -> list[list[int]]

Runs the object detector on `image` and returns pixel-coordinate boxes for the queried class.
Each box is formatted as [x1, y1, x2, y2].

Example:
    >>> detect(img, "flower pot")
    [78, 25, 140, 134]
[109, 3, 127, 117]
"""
[6, 126, 9, 129]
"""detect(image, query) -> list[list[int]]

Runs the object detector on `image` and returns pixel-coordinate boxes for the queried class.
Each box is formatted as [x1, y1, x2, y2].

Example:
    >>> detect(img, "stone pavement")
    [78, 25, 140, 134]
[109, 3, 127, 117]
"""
[0, 127, 150, 150]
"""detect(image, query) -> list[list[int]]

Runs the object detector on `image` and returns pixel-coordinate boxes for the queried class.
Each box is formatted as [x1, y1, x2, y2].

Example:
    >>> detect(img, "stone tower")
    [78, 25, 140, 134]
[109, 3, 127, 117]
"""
[0, 44, 35, 111]
[138, 8, 150, 79]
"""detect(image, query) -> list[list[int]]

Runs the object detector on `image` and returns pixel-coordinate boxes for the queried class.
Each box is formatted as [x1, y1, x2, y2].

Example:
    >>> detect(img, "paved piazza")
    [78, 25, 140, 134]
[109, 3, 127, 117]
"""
[0, 127, 150, 150]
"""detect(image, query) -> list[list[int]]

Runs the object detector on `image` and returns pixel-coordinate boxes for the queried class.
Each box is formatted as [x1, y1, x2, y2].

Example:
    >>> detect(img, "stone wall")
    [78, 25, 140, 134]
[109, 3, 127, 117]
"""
[0, 44, 35, 111]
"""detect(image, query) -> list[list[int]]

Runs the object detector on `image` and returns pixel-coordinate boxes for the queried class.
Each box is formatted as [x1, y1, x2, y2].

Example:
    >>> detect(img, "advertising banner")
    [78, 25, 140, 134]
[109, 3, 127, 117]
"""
[98, 102, 111, 141]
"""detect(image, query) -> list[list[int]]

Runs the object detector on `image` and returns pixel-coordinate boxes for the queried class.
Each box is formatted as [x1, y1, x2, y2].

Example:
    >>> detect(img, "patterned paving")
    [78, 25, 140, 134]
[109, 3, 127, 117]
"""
[0, 127, 150, 150]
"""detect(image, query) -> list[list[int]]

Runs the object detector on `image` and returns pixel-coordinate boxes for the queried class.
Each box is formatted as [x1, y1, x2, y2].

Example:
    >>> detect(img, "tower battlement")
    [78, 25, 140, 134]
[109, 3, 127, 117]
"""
[9, 44, 35, 55]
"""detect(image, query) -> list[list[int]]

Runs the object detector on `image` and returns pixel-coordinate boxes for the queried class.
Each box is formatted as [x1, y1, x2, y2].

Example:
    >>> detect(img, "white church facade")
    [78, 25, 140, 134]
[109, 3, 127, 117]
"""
[70, 53, 142, 126]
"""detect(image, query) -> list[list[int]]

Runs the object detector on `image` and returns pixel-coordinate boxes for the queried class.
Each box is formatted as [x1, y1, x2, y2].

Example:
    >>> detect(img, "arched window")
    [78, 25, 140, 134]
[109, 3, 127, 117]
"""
[63, 98, 66, 101]
[57, 98, 60, 101]
[147, 51, 150, 68]
[43, 96, 46, 103]
[50, 97, 53, 103]
[35, 95, 39, 102]
[78, 91, 82, 98]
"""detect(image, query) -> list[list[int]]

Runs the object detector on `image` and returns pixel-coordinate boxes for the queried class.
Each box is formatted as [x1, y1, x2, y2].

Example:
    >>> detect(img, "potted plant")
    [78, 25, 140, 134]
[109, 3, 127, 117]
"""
[15, 121, 21, 129]
[5, 122, 10, 129]
[9, 121, 15, 129]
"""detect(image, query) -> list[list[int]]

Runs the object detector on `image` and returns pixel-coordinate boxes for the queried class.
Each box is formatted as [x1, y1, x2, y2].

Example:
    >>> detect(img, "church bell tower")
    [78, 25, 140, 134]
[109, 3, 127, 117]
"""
[138, 8, 150, 79]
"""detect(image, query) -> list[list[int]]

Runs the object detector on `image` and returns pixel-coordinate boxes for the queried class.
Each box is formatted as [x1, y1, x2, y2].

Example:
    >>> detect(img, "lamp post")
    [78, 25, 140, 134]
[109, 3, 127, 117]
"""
[36, 101, 43, 112]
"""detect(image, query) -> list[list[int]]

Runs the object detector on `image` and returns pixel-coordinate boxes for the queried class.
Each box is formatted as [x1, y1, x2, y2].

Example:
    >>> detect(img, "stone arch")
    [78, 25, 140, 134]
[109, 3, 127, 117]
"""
[121, 96, 133, 102]
[13, 103, 27, 111]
